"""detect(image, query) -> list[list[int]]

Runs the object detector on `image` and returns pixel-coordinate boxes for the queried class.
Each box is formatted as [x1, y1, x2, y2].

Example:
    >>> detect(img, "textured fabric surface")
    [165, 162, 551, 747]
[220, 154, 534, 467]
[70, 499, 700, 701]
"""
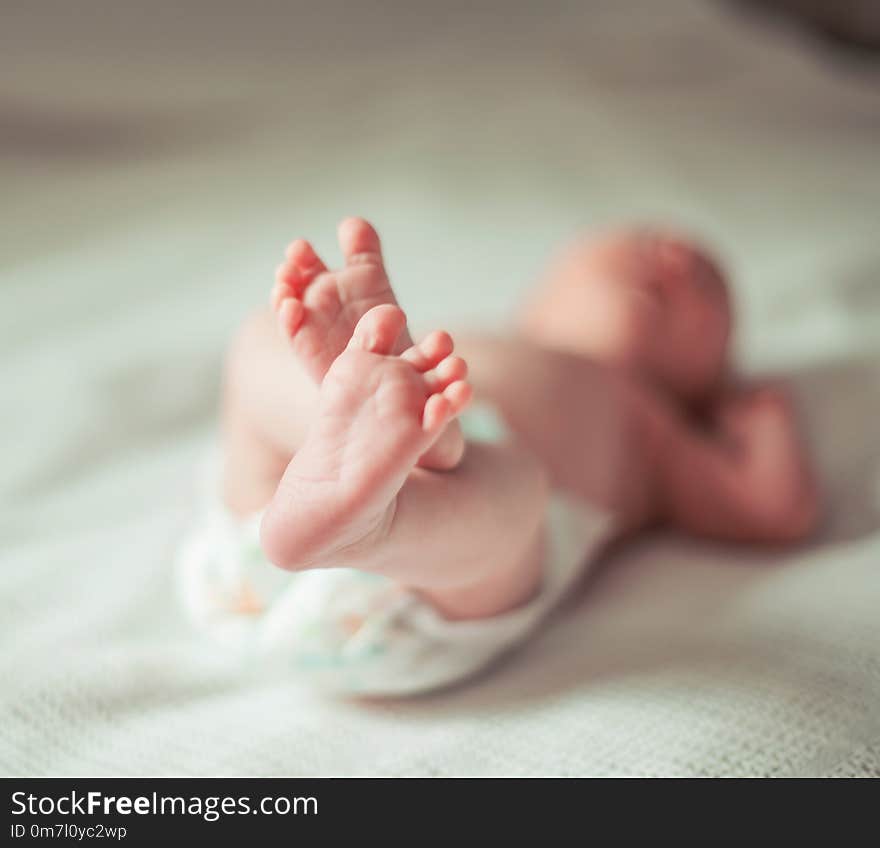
[1, 0, 879, 775]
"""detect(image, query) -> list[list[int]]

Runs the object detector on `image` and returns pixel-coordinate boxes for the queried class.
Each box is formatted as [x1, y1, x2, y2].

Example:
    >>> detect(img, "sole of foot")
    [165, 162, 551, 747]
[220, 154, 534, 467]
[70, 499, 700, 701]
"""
[260, 304, 472, 570]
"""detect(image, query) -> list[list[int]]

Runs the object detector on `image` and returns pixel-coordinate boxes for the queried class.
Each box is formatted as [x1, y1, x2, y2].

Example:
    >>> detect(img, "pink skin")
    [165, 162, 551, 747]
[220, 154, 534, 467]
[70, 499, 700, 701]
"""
[520, 229, 732, 404]
[261, 305, 472, 570]
[258, 302, 548, 620]
[659, 384, 820, 541]
[223, 219, 820, 625]
[271, 217, 465, 471]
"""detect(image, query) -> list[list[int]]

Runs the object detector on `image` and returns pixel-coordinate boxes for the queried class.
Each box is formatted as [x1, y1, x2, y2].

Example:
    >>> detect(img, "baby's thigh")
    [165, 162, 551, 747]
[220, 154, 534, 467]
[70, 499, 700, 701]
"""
[225, 306, 319, 453]
[462, 335, 636, 510]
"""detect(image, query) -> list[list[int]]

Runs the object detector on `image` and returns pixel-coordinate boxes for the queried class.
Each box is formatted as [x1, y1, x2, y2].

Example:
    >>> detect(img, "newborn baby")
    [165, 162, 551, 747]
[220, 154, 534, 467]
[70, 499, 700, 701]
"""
[179, 218, 819, 695]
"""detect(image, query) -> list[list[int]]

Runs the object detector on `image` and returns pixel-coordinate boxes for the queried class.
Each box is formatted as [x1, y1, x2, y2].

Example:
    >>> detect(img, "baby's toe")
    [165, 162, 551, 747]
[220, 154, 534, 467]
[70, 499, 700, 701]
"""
[422, 380, 471, 432]
[277, 297, 305, 338]
[401, 330, 454, 373]
[286, 239, 328, 276]
[425, 355, 468, 394]
[338, 217, 385, 267]
[443, 380, 472, 413]
[348, 305, 407, 355]
[276, 241, 327, 297]
[422, 393, 451, 434]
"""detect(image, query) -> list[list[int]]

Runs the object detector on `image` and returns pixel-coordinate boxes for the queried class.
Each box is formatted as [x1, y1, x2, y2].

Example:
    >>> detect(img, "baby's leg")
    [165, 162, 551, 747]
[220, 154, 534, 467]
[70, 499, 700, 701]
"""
[454, 334, 662, 528]
[259, 305, 549, 621]
[222, 307, 316, 515]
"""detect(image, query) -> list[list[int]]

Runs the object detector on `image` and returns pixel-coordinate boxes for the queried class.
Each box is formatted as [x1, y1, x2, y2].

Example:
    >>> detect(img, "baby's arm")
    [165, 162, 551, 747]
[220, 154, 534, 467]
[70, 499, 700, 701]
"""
[456, 334, 818, 544]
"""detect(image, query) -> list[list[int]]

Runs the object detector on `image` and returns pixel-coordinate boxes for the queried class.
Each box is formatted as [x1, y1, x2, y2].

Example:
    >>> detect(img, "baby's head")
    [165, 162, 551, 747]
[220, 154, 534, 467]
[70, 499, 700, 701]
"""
[520, 230, 732, 402]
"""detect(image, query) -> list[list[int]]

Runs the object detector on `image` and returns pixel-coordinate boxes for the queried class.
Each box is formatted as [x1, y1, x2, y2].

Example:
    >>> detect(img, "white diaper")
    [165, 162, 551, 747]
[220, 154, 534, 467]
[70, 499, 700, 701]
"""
[177, 406, 614, 696]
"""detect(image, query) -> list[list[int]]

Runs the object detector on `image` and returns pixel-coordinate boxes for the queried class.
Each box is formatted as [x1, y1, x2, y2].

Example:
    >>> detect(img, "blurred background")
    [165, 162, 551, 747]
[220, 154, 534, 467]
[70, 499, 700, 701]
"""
[3, 0, 880, 578]
[5, 0, 878, 515]
[2, 0, 880, 775]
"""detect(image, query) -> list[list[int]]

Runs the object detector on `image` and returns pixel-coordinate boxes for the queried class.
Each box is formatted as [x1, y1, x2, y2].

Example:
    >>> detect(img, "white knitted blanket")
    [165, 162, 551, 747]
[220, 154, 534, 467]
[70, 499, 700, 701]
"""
[1, 0, 879, 775]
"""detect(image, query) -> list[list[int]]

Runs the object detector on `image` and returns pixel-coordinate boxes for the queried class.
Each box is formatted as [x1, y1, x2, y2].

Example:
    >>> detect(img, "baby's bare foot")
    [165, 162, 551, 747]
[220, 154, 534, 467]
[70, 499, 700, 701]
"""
[271, 218, 400, 383]
[260, 305, 471, 570]
[271, 217, 465, 470]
